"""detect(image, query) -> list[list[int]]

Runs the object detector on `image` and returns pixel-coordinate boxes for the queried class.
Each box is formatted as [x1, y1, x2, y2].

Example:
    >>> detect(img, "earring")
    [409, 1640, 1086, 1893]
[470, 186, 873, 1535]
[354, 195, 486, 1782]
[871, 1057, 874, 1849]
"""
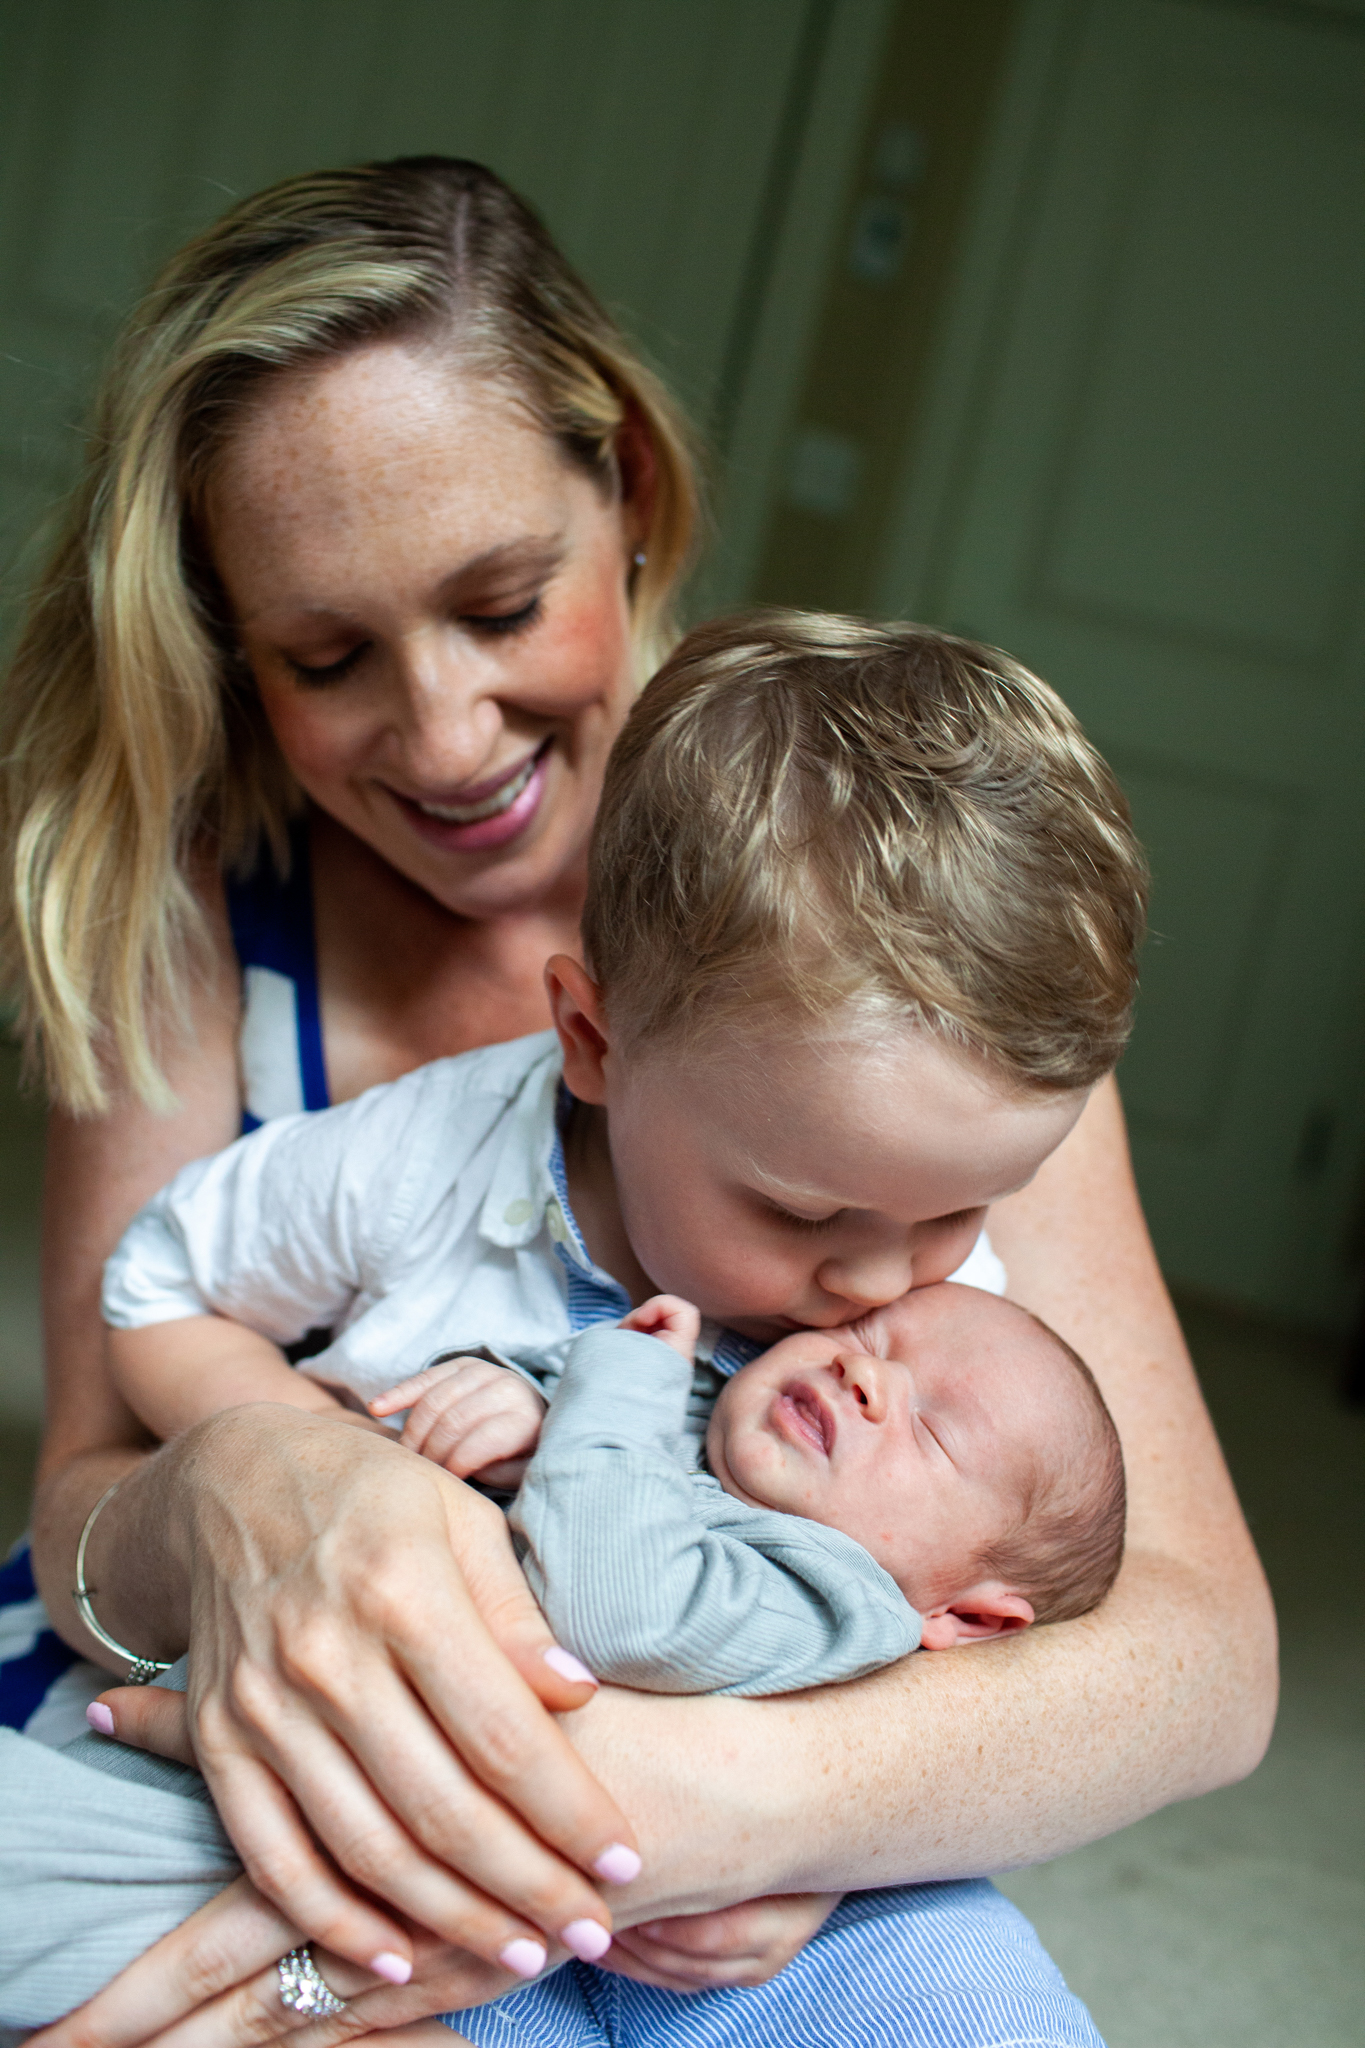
[632, 550, 647, 568]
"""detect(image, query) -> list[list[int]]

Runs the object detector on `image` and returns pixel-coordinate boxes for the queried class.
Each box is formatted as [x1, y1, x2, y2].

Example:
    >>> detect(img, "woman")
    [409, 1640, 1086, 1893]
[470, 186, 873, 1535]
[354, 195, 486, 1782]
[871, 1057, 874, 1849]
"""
[0, 158, 1274, 2042]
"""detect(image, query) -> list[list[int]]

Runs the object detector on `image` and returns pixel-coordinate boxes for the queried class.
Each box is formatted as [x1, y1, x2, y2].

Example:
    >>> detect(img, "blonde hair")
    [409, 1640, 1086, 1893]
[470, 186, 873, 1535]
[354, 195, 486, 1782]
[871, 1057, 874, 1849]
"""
[0, 157, 699, 1112]
[583, 609, 1147, 1090]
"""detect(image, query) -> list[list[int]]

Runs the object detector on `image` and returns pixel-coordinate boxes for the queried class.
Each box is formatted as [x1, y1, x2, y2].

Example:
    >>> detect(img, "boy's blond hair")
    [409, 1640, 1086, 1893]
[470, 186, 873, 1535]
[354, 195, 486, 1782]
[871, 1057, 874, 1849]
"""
[583, 610, 1146, 1091]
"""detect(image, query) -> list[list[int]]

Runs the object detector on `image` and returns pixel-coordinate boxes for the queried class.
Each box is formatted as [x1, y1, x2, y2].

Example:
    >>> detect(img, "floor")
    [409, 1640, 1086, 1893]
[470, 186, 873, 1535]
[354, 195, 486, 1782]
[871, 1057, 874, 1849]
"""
[996, 1299, 1364, 2048]
[0, 1044, 1361, 2046]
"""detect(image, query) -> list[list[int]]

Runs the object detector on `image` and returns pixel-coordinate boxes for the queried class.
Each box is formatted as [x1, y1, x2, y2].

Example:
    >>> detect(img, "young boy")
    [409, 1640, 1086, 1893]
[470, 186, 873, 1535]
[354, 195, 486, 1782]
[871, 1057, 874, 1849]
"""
[0, 611, 1145, 2037]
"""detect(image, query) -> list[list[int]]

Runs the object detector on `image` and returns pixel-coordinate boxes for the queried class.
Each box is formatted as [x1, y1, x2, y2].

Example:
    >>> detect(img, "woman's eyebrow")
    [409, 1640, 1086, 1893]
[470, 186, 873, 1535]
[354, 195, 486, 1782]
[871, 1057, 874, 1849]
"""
[237, 536, 570, 630]
[435, 534, 568, 593]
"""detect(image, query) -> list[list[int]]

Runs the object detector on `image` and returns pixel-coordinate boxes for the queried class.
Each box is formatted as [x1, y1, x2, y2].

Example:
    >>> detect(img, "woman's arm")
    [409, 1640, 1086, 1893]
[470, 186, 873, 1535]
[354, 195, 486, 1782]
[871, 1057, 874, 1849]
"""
[46, 1080, 1272, 2047]
[28, 889, 636, 1978]
[87, 1077, 1275, 2000]
[31, 885, 245, 1665]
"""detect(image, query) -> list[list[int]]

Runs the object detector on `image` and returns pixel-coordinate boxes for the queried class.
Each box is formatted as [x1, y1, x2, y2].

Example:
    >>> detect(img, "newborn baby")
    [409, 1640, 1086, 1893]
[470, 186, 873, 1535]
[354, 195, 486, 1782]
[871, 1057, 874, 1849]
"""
[375, 1280, 1128, 1695]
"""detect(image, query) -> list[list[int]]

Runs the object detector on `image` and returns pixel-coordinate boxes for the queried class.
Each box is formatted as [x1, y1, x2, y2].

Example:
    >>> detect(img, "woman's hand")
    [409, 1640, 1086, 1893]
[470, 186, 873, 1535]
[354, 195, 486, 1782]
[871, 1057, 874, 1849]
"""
[603, 1892, 844, 1991]
[25, 1862, 841, 2048]
[93, 1402, 638, 1979]
[26, 1875, 519, 2048]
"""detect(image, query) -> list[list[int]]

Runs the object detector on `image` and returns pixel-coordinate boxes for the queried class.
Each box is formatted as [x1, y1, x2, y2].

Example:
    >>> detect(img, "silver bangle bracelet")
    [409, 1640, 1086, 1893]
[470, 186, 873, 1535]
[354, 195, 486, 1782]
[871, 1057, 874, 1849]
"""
[72, 1477, 173, 1685]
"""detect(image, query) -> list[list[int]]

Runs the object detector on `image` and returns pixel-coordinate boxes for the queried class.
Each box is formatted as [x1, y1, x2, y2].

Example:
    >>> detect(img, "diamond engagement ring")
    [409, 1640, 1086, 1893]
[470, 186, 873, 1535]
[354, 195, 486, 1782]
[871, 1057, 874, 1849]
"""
[278, 1946, 348, 2018]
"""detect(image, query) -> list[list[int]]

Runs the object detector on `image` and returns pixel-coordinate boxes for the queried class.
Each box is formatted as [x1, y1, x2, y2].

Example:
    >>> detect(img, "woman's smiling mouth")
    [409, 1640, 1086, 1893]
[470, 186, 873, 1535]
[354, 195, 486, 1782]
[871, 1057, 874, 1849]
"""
[390, 739, 553, 850]
[408, 738, 551, 822]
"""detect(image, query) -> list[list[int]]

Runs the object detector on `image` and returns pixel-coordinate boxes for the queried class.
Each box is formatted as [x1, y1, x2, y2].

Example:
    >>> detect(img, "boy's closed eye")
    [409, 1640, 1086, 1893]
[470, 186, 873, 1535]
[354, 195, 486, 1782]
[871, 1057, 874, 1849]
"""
[369, 1357, 546, 1484]
[767, 1206, 843, 1234]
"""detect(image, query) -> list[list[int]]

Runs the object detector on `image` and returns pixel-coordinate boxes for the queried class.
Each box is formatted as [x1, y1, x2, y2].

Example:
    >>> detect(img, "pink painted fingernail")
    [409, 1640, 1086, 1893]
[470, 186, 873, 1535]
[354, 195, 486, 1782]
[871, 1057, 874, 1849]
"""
[544, 1646, 598, 1687]
[369, 1952, 412, 1985]
[593, 1842, 643, 1885]
[561, 1918, 612, 1962]
[499, 1938, 548, 1980]
[86, 1702, 116, 1736]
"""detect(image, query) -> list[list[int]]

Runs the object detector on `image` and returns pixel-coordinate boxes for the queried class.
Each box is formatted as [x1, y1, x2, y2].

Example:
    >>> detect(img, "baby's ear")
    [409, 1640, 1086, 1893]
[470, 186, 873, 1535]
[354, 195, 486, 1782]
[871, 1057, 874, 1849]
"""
[917, 1586, 1034, 1651]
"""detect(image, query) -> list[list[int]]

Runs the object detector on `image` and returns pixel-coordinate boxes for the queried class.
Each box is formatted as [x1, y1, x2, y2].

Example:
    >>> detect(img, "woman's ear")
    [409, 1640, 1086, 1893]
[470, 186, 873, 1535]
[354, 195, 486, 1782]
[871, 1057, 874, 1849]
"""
[545, 955, 612, 1104]
[917, 1587, 1035, 1652]
[616, 403, 658, 553]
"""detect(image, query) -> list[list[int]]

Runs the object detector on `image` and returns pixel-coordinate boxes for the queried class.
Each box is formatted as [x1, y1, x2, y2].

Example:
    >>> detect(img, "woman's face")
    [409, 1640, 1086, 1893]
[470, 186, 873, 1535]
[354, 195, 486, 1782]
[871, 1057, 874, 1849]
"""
[207, 341, 646, 920]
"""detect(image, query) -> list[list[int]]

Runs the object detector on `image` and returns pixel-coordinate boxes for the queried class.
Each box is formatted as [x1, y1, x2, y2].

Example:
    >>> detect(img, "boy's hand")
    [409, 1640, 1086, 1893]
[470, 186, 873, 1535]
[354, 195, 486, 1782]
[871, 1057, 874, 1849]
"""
[370, 1359, 547, 1486]
[620, 1294, 701, 1361]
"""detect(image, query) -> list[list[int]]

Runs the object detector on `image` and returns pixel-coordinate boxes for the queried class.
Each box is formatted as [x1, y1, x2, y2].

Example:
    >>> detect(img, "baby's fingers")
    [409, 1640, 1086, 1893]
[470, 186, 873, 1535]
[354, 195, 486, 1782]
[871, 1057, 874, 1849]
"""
[619, 1295, 701, 1359]
[368, 1362, 469, 1419]
[393, 1368, 515, 1459]
[428, 1407, 540, 1480]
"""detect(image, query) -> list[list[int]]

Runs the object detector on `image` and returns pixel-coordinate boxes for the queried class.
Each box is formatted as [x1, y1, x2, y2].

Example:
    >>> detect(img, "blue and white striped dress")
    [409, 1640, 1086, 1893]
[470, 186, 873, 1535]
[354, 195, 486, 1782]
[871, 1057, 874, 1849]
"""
[0, 822, 1106, 2046]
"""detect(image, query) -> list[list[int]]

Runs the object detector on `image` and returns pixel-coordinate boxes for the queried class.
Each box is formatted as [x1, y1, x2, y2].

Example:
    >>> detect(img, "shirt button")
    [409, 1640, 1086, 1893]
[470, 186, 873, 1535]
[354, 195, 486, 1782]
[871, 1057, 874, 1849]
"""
[503, 1197, 535, 1227]
[546, 1202, 570, 1243]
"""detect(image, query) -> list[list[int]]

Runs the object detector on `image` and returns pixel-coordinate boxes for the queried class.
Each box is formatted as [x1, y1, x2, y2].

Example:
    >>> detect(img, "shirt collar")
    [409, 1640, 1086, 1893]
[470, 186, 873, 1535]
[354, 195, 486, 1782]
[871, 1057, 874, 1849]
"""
[705, 1323, 765, 1378]
[476, 1040, 563, 1251]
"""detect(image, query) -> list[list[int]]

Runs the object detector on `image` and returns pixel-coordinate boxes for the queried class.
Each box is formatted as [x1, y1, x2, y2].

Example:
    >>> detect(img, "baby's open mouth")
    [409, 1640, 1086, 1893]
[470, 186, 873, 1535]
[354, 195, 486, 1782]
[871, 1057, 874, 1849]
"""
[410, 739, 551, 825]
[776, 1382, 834, 1456]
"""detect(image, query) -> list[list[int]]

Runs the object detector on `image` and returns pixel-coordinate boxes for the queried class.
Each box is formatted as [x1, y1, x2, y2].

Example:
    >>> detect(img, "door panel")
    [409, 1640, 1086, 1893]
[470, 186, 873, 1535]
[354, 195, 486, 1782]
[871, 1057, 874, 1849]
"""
[877, 0, 1365, 1326]
[1035, 61, 1365, 664]
[1109, 758, 1303, 1144]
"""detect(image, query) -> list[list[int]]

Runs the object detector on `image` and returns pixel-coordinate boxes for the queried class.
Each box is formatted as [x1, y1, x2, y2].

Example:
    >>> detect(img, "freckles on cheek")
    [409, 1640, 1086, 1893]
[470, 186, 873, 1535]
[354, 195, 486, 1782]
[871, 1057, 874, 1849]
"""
[256, 692, 355, 782]
[546, 594, 631, 710]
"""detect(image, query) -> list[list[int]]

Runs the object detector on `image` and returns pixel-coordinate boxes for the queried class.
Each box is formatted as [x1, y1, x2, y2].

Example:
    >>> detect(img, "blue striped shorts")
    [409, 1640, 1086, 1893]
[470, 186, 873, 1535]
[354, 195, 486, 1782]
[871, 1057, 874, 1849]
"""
[448, 1882, 1104, 2047]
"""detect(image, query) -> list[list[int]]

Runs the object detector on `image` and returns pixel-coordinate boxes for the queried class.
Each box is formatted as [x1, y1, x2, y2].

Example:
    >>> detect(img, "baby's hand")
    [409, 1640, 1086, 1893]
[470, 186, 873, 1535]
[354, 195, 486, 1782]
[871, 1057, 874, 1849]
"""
[369, 1358, 547, 1486]
[620, 1294, 702, 1362]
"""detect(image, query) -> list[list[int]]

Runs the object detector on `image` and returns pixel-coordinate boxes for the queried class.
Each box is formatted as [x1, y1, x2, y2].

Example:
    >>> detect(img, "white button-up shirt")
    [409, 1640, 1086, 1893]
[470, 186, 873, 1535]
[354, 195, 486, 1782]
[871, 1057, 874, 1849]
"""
[103, 1029, 1006, 1414]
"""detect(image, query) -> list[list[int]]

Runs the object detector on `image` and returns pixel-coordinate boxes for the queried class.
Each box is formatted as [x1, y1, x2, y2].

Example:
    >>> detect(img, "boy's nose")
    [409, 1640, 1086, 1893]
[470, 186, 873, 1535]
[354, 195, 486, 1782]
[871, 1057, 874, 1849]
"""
[816, 1242, 917, 1314]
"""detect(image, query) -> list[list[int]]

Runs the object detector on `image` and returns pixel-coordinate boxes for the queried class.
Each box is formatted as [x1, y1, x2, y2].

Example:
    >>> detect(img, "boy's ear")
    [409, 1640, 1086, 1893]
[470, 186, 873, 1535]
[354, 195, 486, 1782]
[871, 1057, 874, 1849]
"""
[917, 1585, 1035, 1652]
[545, 955, 612, 1106]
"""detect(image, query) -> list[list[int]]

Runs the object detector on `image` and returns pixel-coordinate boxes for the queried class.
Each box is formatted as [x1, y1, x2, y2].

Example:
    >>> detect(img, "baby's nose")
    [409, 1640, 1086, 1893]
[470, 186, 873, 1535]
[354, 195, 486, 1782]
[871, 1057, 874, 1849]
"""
[831, 1350, 885, 1419]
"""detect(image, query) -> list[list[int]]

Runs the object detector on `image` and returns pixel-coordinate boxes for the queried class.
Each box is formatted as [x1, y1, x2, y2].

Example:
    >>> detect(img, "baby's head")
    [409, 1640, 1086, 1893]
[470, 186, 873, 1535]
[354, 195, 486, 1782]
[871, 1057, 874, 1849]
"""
[708, 1282, 1126, 1643]
[551, 609, 1147, 1339]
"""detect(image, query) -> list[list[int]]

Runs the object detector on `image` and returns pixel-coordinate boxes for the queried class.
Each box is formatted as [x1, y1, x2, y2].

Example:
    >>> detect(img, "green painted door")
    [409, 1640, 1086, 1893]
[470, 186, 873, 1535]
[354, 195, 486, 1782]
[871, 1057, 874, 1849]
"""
[877, 0, 1365, 1329]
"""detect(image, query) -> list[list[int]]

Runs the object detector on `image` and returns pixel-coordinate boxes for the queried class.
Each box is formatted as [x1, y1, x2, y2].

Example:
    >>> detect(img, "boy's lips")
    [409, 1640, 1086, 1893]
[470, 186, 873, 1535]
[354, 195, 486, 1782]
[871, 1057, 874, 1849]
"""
[771, 1379, 835, 1457]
